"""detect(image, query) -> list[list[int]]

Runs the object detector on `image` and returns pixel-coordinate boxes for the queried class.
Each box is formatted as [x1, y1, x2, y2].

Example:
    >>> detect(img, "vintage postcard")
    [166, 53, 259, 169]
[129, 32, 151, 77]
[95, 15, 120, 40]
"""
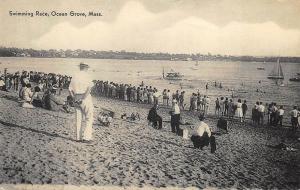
[0, 0, 299, 189]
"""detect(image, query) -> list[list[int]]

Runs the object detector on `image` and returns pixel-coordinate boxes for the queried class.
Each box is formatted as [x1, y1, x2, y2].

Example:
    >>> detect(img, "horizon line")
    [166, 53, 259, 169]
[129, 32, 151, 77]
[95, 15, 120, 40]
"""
[1, 46, 300, 58]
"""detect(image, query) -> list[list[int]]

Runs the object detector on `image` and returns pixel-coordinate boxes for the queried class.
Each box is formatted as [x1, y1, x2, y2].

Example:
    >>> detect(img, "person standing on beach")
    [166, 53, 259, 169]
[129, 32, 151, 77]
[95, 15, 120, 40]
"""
[69, 63, 94, 143]
[277, 106, 284, 127]
[215, 98, 220, 116]
[290, 106, 299, 131]
[242, 100, 248, 122]
[219, 97, 225, 116]
[236, 99, 243, 122]
[179, 91, 185, 110]
[170, 99, 181, 135]
[224, 97, 229, 116]
[257, 102, 265, 126]
[270, 103, 278, 126]
[162, 89, 167, 105]
[167, 90, 171, 106]
[204, 95, 210, 116]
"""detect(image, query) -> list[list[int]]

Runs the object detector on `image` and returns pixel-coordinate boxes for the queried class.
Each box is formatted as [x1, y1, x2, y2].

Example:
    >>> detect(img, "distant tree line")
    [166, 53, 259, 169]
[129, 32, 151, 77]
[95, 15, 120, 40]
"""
[0, 47, 300, 63]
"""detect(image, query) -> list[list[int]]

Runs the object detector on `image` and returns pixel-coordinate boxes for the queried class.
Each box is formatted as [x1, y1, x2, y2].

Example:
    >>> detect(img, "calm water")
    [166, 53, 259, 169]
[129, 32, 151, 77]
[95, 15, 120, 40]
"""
[0, 57, 299, 113]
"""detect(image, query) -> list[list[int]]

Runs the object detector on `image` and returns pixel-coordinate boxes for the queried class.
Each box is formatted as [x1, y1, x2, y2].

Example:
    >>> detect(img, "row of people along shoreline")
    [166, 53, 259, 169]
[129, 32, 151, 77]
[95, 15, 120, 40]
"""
[0, 69, 299, 130]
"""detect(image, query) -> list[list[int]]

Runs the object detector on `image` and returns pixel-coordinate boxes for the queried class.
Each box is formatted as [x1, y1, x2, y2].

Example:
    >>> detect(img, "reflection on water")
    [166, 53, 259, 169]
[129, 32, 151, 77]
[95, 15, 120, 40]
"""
[0, 57, 299, 111]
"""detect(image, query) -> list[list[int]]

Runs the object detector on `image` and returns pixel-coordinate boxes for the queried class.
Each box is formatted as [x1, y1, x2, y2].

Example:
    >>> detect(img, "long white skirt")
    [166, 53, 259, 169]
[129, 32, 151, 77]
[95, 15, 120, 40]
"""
[237, 108, 243, 117]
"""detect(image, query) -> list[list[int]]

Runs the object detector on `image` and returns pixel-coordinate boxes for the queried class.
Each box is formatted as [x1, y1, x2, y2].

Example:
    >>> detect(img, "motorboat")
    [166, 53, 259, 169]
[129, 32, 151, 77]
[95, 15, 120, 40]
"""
[163, 68, 184, 80]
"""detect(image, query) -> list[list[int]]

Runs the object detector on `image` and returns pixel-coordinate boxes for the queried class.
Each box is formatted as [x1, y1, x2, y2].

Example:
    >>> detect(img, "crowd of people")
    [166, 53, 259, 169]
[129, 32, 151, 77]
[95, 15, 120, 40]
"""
[0, 70, 72, 111]
[214, 96, 300, 130]
[0, 67, 299, 149]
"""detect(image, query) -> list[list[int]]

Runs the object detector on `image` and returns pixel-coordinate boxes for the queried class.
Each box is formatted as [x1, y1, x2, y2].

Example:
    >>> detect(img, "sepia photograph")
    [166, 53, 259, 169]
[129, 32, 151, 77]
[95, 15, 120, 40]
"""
[0, 0, 300, 189]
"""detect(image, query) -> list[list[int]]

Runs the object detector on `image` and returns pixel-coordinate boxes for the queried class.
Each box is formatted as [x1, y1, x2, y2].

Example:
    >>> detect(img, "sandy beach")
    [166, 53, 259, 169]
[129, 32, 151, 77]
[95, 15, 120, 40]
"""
[0, 90, 299, 189]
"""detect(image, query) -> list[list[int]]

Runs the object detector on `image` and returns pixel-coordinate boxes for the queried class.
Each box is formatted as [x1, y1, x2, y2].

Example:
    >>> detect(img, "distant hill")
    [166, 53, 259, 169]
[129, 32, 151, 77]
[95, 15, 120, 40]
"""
[0, 47, 300, 63]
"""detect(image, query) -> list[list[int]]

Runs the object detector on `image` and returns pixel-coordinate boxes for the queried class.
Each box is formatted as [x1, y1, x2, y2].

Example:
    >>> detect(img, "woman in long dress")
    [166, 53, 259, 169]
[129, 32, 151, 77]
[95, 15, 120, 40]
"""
[236, 99, 244, 122]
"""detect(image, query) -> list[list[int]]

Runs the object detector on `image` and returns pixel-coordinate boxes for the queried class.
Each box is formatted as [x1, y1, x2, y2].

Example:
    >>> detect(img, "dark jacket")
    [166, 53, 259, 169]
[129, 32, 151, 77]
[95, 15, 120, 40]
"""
[147, 107, 158, 122]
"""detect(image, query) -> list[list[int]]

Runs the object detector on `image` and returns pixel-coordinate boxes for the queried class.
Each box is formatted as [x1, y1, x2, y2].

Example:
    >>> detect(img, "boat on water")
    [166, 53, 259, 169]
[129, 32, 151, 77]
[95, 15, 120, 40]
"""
[163, 68, 184, 80]
[79, 62, 90, 68]
[289, 77, 300, 82]
[267, 59, 284, 80]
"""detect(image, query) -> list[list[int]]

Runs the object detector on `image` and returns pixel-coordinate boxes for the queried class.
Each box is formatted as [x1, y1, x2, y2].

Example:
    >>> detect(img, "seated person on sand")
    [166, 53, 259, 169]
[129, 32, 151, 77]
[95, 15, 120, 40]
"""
[42, 87, 65, 111]
[147, 104, 162, 129]
[21, 83, 35, 108]
[190, 114, 216, 153]
[217, 117, 228, 132]
[31, 86, 43, 107]
[0, 77, 6, 91]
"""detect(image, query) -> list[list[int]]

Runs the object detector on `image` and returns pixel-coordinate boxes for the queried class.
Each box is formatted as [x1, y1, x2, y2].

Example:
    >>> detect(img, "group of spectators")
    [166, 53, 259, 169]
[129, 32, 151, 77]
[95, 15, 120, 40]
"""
[92, 80, 162, 105]
[214, 96, 299, 130]
[0, 70, 72, 112]
[92, 81, 213, 116]
[215, 97, 245, 122]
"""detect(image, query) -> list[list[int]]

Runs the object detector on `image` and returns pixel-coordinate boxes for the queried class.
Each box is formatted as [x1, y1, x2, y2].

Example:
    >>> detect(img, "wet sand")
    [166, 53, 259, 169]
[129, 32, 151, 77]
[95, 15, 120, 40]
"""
[0, 90, 299, 189]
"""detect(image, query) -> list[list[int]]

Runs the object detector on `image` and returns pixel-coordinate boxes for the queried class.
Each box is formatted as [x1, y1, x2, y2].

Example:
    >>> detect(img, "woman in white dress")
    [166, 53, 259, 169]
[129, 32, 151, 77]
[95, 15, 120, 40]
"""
[236, 99, 243, 122]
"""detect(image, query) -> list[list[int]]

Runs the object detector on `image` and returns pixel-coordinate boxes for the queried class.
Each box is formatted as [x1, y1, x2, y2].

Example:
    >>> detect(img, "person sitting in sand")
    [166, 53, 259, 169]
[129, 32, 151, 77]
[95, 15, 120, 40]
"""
[217, 117, 228, 132]
[147, 104, 162, 129]
[31, 86, 43, 107]
[0, 77, 6, 91]
[22, 83, 33, 103]
[42, 87, 65, 111]
[190, 114, 216, 153]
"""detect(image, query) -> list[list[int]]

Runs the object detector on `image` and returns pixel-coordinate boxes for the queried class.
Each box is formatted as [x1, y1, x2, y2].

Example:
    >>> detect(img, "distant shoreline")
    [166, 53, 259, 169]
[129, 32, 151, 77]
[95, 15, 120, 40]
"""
[1, 47, 300, 63]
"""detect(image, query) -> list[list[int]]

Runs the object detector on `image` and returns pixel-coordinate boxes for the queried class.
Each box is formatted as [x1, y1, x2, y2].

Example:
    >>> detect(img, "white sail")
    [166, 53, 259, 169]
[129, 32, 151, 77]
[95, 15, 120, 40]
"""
[268, 58, 284, 79]
[278, 62, 284, 78]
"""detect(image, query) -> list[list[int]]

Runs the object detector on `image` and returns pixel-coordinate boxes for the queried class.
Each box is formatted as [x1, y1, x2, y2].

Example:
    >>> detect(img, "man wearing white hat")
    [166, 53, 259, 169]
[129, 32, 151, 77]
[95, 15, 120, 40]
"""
[69, 63, 94, 143]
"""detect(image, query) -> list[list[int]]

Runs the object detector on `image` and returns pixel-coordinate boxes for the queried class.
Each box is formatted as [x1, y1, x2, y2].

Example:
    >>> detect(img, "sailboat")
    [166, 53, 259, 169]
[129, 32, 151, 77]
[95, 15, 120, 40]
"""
[268, 59, 284, 80]
[268, 58, 284, 86]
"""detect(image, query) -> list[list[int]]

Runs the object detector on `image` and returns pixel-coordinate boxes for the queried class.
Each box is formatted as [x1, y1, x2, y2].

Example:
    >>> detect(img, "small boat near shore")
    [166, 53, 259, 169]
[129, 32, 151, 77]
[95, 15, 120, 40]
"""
[289, 77, 300, 82]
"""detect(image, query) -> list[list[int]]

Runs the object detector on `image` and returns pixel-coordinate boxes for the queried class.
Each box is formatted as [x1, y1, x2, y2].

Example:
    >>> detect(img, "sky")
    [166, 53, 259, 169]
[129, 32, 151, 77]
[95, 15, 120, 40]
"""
[0, 0, 300, 56]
